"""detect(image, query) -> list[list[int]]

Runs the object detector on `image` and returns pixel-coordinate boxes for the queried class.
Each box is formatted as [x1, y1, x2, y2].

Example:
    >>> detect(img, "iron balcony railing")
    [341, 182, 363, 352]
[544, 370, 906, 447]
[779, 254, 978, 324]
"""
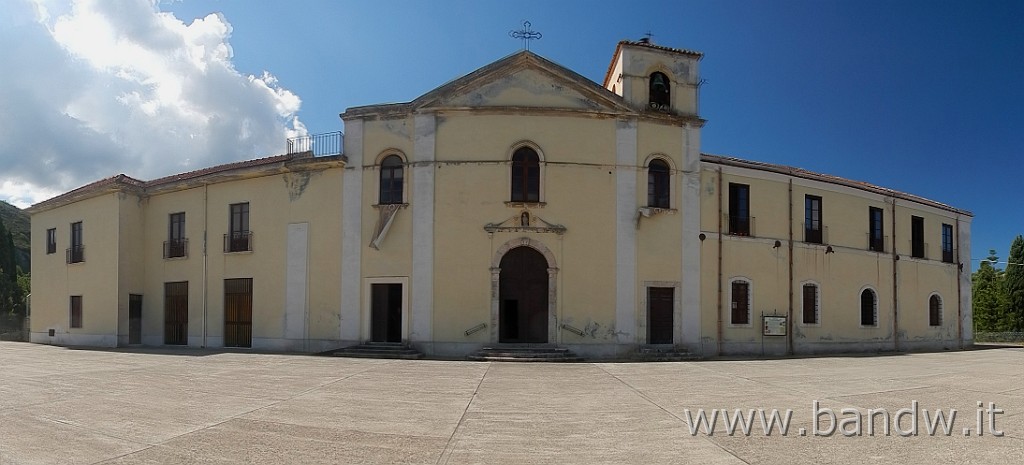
[803, 223, 828, 245]
[224, 231, 253, 253]
[910, 240, 929, 260]
[725, 214, 755, 237]
[164, 239, 188, 259]
[66, 245, 84, 264]
[866, 233, 888, 253]
[286, 131, 343, 156]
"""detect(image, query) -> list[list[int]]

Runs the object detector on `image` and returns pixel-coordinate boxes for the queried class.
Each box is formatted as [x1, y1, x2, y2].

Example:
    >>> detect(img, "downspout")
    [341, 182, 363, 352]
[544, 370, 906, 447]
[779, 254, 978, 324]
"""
[788, 179, 794, 355]
[891, 198, 899, 352]
[955, 215, 963, 349]
[716, 167, 723, 356]
[202, 183, 209, 348]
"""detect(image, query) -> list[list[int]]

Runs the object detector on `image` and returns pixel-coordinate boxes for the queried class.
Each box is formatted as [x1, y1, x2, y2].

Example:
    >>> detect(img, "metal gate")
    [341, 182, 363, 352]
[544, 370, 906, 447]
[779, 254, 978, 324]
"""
[224, 278, 252, 348]
[164, 282, 188, 345]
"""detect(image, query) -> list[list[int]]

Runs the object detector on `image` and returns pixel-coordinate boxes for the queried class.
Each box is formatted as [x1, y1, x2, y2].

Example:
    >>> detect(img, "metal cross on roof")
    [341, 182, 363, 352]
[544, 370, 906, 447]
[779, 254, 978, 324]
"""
[509, 21, 542, 51]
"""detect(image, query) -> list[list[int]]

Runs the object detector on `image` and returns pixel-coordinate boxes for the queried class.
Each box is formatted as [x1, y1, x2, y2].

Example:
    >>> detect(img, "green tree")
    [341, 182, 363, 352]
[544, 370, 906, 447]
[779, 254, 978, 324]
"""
[973, 249, 1009, 331]
[0, 218, 17, 314]
[1005, 236, 1024, 331]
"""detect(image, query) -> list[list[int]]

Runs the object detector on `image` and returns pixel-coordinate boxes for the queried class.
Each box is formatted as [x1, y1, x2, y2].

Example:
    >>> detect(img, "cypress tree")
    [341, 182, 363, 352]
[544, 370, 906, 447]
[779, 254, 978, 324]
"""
[1005, 236, 1024, 331]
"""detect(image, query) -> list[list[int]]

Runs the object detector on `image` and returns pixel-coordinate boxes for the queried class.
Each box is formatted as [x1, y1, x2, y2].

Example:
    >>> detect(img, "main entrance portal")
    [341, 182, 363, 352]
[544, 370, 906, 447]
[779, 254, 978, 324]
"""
[499, 246, 549, 343]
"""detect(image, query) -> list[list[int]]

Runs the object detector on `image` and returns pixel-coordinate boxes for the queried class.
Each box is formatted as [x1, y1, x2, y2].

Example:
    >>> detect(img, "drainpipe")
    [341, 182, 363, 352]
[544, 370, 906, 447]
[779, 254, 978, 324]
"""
[202, 183, 209, 348]
[955, 215, 962, 349]
[891, 198, 899, 352]
[716, 167, 723, 356]
[787, 179, 794, 355]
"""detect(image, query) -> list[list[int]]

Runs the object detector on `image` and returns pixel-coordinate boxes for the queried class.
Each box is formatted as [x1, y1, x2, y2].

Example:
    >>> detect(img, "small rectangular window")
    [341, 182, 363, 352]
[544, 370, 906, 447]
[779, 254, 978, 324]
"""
[728, 183, 750, 236]
[802, 284, 818, 324]
[70, 295, 83, 328]
[911, 216, 925, 259]
[731, 281, 750, 325]
[868, 207, 884, 252]
[67, 221, 84, 263]
[941, 223, 954, 263]
[804, 195, 822, 244]
[46, 228, 57, 254]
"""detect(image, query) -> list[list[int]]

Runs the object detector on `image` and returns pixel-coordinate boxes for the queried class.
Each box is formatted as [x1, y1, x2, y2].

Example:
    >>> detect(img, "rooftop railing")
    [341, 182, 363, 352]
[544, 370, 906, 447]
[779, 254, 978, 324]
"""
[286, 131, 343, 157]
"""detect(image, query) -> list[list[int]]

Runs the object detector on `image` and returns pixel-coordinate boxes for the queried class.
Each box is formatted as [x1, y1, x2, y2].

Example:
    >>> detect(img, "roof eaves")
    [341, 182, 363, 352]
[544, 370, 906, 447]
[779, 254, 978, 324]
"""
[701, 154, 971, 216]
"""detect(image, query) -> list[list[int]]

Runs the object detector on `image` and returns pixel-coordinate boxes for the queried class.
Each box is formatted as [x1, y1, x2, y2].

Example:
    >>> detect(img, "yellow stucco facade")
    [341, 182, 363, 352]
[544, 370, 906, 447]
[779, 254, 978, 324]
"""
[28, 41, 972, 358]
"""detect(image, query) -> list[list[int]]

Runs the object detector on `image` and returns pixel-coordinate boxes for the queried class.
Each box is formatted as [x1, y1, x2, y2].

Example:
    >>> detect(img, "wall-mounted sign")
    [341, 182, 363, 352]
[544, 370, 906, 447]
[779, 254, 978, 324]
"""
[763, 315, 787, 336]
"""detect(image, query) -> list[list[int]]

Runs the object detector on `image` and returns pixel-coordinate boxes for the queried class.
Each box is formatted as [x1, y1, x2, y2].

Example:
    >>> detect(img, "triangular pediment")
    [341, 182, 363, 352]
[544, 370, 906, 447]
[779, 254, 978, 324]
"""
[411, 51, 634, 114]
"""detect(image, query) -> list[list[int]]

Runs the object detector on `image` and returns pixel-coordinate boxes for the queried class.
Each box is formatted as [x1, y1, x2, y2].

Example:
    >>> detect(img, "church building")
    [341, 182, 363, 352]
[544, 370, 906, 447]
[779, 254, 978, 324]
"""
[27, 40, 973, 358]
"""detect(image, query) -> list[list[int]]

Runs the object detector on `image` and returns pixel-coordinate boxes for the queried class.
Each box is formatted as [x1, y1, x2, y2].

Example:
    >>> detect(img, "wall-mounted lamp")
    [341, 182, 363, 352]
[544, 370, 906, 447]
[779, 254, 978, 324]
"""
[699, 233, 706, 241]
[773, 240, 782, 249]
[825, 246, 835, 254]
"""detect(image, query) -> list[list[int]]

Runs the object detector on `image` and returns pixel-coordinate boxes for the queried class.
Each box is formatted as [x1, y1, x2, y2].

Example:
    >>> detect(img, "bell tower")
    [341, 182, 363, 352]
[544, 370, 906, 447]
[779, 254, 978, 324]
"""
[603, 38, 703, 117]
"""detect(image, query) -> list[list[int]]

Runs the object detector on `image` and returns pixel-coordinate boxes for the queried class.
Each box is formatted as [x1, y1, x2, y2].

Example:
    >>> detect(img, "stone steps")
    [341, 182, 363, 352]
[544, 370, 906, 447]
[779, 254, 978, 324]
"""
[324, 341, 424, 360]
[634, 345, 700, 362]
[468, 346, 583, 362]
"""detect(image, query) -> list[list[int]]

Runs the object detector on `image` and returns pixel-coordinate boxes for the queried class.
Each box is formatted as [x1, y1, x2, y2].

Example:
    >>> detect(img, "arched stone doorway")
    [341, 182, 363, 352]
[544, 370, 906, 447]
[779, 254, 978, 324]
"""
[499, 247, 548, 342]
[490, 238, 558, 344]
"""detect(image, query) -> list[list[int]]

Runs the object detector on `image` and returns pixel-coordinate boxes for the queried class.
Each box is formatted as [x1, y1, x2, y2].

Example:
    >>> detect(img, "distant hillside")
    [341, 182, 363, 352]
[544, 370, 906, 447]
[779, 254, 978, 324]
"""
[0, 201, 30, 273]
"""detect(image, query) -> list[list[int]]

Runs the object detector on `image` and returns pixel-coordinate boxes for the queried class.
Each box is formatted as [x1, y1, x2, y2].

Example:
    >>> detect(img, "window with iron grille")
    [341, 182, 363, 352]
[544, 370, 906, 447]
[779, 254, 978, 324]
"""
[802, 283, 819, 324]
[647, 159, 670, 208]
[869, 207, 884, 252]
[729, 183, 750, 236]
[510, 147, 540, 202]
[731, 280, 751, 325]
[70, 295, 83, 328]
[379, 155, 404, 205]
[805, 195, 822, 244]
[942, 223, 954, 263]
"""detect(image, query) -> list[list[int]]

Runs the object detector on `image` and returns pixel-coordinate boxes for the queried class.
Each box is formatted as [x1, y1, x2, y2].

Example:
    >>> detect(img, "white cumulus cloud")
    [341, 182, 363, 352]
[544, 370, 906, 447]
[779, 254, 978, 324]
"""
[0, 0, 306, 208]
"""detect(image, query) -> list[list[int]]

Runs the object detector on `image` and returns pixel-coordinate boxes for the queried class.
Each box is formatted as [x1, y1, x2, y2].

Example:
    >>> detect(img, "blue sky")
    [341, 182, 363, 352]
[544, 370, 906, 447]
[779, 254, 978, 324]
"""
[3, 0, 1022, 267]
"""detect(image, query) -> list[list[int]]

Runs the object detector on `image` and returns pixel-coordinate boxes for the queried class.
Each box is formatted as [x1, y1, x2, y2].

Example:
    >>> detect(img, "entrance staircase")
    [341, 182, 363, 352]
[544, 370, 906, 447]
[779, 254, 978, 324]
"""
[634, 345, 699, 362]
[324, 341, 424, 360]
[467, 345, 583, 362]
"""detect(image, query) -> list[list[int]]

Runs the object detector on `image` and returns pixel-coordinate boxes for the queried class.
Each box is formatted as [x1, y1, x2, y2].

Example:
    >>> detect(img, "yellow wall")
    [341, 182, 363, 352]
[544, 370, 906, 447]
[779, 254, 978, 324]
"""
[31, 192, 124, 346]
[700, 163, 964, 354]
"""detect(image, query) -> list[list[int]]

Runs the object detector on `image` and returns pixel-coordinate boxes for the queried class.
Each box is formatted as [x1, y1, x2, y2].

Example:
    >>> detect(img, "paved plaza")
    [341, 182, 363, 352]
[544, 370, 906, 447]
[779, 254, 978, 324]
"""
[0, 342, 1022, 464]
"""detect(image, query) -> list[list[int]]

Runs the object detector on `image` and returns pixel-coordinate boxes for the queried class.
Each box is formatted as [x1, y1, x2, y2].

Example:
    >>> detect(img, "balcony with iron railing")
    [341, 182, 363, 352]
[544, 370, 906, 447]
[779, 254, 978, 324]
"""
[224, 231, 253, 253]
[866, 233, 888, 253]
[286, 131, 343, 157]
[724, 214, 756, 237]
[66, 245, 84, 264]
[164, 239, 188, 259]
[803, 223, 828, 245]
[909, 240, 929, 260]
